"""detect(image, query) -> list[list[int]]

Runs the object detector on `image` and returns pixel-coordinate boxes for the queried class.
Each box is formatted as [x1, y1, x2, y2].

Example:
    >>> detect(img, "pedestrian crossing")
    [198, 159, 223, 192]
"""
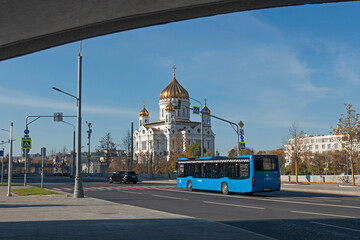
[50, 185, 177, 192]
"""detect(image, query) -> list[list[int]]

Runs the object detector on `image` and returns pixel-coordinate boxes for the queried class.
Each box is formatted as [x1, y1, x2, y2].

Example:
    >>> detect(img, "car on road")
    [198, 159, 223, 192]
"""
[108, 170, 138, 184]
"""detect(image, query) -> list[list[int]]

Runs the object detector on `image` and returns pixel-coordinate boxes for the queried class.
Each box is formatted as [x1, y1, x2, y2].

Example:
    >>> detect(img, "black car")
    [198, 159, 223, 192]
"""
[108, 170, 138, 184]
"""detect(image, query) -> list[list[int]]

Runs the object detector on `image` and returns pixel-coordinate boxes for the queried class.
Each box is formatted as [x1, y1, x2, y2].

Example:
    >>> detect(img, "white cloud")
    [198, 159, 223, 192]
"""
[0, 88, 136, 116]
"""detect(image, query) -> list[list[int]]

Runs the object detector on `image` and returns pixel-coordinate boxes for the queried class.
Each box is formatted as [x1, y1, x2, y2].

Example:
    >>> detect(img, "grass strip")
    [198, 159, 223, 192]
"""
[12, 187, 63, 196]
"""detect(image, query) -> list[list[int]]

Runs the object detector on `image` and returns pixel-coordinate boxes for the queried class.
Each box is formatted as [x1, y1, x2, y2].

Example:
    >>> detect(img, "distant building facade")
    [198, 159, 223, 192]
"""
[284, 134, 345, 166]
[134, 68, 215, 163]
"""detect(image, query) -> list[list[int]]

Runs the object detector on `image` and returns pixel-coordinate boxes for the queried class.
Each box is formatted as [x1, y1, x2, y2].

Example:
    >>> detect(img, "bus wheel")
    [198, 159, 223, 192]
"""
[187, 181, 193, 191]
[221, 183, 229, 195]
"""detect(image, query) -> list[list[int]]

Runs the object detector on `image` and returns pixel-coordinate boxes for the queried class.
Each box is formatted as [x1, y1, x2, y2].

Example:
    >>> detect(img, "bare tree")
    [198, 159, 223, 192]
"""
[287, 122, 304, 183]
[332, 103, 360, 186]
[121, 130, 132, 169]
[97, 132, 117, 167]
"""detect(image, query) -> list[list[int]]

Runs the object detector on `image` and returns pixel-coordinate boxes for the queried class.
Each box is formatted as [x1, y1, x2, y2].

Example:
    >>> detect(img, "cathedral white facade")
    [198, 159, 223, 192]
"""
[134, 69, 215, 162]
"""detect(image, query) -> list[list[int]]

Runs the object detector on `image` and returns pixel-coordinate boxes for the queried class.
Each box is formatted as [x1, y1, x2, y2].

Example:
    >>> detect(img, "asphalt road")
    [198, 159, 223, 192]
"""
[36, 181, 360, 240]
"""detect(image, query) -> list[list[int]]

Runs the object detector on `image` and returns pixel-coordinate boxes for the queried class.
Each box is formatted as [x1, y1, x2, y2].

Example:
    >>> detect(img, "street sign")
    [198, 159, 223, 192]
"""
[54, 112, 63, 122]
[24, 129, 29, 135]
[241, 136, 244, 141]
[87, 154, 91, 160]
[239, 121, 244, 128]
[192, 106, 200, 115]
[240, 142, 246, 150]
[0, 150, 3, 157]
[240, 129, 244, 135]
[22, 138, 32, 149]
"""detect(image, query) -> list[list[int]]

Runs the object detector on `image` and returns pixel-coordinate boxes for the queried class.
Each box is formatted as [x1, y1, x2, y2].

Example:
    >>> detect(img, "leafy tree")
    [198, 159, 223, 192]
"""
[186, 143, 201, 158]
[332, 103, 360, 185]
[287, 122, 304, 183]
[97, 132, 117, 166]
[204, 152, 213, 157]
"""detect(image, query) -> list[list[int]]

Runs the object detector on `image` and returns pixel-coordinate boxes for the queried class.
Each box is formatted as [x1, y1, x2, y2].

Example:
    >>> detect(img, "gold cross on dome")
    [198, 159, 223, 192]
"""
[204, 98, 207, 106]
[143, 100, 146, 107]
[172, 65, 176, 76]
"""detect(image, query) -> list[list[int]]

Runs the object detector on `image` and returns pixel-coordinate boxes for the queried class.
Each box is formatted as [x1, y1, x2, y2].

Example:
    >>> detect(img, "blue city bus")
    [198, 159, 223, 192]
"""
[177, 155, 280, 194]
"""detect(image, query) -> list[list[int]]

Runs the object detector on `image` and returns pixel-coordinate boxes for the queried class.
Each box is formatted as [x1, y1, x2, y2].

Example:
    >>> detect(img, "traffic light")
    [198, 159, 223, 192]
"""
[177, 100, 181, 109]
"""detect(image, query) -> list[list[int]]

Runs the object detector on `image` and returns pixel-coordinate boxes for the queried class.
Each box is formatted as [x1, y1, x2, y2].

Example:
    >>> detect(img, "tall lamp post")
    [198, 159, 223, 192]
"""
[85, 121, 92, 175]
[7, 123, 13, 196]
[52, 43, 84, 198]
[0, 140, 7, 184]
[61, 121, 76, 178]
[190, 97, 203, 157]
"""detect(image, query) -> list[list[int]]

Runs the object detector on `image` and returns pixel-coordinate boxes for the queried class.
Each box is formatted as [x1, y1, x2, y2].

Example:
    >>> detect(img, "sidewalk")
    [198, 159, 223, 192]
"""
[281, 182, 360, 196]
[0, 186, 273, 240]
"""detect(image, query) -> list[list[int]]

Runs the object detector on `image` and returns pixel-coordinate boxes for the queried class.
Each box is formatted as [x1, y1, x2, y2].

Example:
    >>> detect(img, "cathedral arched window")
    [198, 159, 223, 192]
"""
[207, 118, 210, 125]
[162, 109, 164, 117]
[166, 115, 168, 122]
[183, 108, 185, 117]
[140, 120, 142, 126]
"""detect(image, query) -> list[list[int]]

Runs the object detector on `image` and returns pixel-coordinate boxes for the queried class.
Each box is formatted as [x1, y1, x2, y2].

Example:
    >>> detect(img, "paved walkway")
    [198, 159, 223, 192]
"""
[0, 186, 273, 240]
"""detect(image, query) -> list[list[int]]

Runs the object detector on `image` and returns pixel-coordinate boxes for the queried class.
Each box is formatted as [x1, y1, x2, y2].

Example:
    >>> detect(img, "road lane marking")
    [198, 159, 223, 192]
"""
[159, 188, 360, 209]
[291, 211, 357, 219]
[151, 194, 189, 201]
[121, 191, 143, 195]
[310, 221, 360, 233]
[204, 201, 265, 210]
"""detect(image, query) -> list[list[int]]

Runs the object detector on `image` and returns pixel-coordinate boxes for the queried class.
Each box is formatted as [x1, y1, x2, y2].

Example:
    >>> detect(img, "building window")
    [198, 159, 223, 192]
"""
[315, 145, 319, 150]
[207, 118, 210, 125]
[149, 140, 153, 149]
[309, 145, 313, 150]
[183, 108, 185, 116]
[156, 140, 160, 149]
[166, 115, 168, 122]
[136, 142, 138, 151]
[328, 144, 331, 149]
[140, 120, 142, 126]
[322, 144, 326, 149]
[177, 110, 180, 116]
[304, 146, 307, 150]
[162, 109, 164, 117]
[142, 141, 146, 150]
[335, 143, 338, 149]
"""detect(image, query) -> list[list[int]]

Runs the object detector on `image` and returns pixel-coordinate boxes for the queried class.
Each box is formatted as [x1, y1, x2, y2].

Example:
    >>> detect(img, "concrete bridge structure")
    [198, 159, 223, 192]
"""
[0, 0, 357, 61]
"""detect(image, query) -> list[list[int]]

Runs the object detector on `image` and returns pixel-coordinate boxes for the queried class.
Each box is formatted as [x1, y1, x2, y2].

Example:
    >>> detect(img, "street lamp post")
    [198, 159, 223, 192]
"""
[0, 140, 6, 184]
[7, 122, 13, 197]
[52, 43, 84, 198]
[61, 121, 76, 178]
[190, 97, 203, 157]
[85, 121, 92, 175]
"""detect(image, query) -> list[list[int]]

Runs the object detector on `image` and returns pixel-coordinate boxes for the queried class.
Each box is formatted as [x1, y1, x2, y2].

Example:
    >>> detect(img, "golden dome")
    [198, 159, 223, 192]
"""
[139, 105, 149, 117]
[165, 102, 174, 112]
[160, 77, 189, 100]
[202, 105, 211, 115]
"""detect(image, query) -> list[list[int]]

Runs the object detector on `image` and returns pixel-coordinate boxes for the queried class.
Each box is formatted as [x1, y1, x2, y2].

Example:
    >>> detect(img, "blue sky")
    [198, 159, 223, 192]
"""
[1, 2, 360, 156]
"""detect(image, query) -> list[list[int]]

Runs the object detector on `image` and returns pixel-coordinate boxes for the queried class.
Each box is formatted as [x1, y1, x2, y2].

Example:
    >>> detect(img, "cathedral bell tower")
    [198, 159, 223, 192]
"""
[139, 101, 149, 127]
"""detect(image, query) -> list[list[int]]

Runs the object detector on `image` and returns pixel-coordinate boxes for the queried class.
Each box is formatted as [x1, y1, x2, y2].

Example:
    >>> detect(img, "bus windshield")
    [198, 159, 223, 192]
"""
[253, 156, 278, 171]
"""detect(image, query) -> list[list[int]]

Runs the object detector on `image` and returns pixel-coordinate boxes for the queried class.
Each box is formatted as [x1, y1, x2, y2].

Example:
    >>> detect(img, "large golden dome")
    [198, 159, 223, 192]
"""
[160, 77, 189, 100]
[139, 105, 149, 117]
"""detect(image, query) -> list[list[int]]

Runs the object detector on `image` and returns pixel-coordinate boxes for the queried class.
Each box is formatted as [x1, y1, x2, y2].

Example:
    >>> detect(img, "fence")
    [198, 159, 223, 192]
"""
[281, 175, 360, 184]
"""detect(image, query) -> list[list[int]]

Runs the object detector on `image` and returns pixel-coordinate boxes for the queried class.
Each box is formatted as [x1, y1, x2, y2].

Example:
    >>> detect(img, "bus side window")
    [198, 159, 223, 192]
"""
[194, 164, 201, 177]
[178, 164, 184, 177]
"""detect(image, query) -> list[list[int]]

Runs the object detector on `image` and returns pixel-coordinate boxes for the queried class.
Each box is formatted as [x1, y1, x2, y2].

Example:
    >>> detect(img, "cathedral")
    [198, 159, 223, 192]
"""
[134, 68, 215, 162]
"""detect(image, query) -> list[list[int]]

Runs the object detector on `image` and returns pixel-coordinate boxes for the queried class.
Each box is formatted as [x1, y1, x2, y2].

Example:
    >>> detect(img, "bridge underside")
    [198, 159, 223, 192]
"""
[0, 0, 355, 61]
